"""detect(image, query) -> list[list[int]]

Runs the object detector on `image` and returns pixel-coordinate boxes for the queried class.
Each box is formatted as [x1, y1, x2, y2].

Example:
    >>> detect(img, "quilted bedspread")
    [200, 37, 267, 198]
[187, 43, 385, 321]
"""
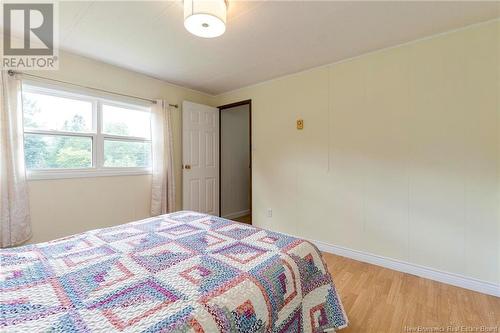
[0, 211, 348, 332]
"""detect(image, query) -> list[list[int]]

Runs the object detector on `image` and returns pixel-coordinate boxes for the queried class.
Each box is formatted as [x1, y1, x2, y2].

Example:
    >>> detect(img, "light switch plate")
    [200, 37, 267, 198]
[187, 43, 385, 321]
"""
[297, 119, 304, 130]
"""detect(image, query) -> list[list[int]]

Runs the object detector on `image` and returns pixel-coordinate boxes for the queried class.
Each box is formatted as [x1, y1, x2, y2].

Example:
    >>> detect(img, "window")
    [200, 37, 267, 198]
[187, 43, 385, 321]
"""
[22, 83, 152, 179]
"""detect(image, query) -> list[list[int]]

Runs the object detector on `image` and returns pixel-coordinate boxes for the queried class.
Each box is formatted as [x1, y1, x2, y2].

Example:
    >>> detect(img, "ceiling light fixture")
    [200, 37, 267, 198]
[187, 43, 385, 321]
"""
[184, 0, 227, 38]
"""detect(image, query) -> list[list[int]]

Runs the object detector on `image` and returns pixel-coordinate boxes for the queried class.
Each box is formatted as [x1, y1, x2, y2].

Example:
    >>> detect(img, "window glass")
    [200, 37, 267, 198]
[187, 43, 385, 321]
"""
[103, 140, 151, 168]
[102, 104, 151, 138]
[22, 91, 93, 133]
[22, 84, 152, 175]
[24, 134, 92, 169]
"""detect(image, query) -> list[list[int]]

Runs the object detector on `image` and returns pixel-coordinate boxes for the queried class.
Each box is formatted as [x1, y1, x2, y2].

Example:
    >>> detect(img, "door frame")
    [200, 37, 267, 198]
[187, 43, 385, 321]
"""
[218, 99, 252, 220]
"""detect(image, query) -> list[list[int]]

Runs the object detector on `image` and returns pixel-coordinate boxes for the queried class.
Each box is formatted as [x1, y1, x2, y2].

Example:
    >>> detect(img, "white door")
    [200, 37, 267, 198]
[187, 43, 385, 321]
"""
[182, 101, 219, 215]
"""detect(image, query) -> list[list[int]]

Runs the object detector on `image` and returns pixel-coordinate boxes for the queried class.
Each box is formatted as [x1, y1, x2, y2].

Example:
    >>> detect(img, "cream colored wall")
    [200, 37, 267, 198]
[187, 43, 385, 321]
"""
[216, 21, 500, 284]
[27, 51, 215, 244]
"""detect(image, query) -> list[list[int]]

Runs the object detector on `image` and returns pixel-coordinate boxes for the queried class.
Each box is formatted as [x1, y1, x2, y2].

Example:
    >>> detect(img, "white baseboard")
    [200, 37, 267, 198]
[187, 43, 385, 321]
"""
[222, 209, 251, 220]
[312, 239, 500, 297]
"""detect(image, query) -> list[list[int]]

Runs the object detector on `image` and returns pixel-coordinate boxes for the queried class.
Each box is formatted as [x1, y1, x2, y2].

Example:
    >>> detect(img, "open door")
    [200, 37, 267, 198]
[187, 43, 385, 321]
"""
[182, 101, 219, 215]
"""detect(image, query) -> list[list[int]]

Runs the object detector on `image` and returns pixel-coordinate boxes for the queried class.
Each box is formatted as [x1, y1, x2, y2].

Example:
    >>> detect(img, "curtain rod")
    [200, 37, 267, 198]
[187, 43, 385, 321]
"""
[7, 70, 179, 108]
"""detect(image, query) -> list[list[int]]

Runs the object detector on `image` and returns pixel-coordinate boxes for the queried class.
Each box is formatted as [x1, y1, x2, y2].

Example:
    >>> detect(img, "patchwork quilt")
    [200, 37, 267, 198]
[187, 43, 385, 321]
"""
[0, 211, 348, 332]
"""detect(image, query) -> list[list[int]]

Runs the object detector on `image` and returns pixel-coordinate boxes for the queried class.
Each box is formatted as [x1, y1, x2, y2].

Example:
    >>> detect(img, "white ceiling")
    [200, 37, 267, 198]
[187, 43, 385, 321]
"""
[56, 1, 500, 95]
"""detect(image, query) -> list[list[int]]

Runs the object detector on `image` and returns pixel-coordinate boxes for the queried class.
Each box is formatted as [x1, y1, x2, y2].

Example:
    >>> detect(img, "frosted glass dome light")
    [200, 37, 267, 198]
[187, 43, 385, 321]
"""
[184, 0, 227, 38]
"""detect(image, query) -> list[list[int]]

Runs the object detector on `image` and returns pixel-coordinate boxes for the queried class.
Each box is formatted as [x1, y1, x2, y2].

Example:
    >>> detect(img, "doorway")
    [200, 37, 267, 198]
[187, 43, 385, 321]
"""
[219, 100, 252, 224]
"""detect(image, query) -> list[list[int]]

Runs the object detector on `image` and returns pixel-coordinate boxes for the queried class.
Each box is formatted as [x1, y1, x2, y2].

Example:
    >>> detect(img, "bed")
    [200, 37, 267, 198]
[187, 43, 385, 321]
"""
[0, 211, 348, 332]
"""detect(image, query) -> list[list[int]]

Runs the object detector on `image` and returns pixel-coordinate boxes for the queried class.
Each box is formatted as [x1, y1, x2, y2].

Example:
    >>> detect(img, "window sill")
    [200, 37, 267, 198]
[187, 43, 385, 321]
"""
[27, 168, 152, 181]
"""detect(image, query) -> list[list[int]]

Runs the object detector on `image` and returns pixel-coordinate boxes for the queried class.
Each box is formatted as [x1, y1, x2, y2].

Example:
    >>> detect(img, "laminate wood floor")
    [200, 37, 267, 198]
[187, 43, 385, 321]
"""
[232, 214, 252, 224]
[228, 215, 499, 331]
[323, 253, 500, 333]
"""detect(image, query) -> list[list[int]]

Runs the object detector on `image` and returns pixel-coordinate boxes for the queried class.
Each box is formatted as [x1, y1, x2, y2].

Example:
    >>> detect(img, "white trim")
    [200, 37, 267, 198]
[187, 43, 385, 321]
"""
[27, 168, 152, 180]
[24, 129, 95, 137]
[23, 82, 99, 108]
[101, 99, 151, 113]
[96, 100, 103, 168]
[223, 209, 251, 220]
[311, 239, 500, 297]
[102, 134, 151, 142]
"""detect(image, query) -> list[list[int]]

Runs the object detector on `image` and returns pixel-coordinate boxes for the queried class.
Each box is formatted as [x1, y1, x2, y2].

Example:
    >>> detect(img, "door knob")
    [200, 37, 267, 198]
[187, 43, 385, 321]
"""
[184, 164, 191, 170]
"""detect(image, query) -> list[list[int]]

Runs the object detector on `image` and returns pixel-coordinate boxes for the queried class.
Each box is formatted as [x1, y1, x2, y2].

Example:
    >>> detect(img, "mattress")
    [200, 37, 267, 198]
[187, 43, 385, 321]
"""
[0, 211, 348, 332]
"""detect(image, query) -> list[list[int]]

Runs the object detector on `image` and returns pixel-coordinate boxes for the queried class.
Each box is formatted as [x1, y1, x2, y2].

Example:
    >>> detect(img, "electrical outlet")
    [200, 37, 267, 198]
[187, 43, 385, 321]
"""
[267, 209, 273, 218]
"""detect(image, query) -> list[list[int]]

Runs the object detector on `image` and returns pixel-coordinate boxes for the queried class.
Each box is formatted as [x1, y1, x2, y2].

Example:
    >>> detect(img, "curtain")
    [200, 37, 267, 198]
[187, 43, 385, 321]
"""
[151, 100, 175, 215]
[0, 72, 31, 247]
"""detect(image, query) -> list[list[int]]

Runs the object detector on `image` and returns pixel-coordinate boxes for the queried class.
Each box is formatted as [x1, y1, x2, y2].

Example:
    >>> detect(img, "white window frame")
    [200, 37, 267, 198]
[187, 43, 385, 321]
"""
[22, 81, 153, 180]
